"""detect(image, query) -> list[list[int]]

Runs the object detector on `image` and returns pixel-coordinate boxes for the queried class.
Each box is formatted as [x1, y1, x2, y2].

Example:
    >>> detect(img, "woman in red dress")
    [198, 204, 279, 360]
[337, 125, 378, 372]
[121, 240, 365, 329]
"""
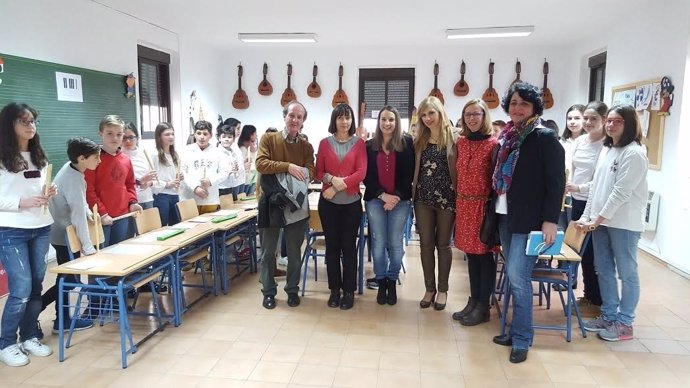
[453, 99, 499, 326]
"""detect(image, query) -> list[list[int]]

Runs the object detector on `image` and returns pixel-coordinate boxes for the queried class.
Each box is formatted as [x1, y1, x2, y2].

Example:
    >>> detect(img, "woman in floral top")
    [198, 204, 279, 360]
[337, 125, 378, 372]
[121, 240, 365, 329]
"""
[412, 96, 458, 311]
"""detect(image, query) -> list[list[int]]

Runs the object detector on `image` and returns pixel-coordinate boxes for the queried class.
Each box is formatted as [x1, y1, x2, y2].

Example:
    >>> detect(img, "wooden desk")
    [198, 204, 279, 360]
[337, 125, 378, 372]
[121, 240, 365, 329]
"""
[50, 243, 177, 369]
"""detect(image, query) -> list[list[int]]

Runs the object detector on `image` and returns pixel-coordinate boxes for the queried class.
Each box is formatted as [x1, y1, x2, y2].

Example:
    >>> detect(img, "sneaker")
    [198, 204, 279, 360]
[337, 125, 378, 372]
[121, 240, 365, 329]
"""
[583, 315, 613, 332]
[598, 322, 634, 342]
[20, 338, 52, 357]
[0, 344, 30, 367]
[277, 256, 288, 266]
[572, 297, 600, 318]
[366, 277, 379, 290]
[52, 318, 94, 334]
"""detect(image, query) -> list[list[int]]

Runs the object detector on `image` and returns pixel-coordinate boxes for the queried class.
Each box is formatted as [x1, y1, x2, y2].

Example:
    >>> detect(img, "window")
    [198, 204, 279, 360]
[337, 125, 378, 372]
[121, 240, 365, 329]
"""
[358, 68, 415, 133]
[588, 52, 606, 102]
[137, 45, 171, 139]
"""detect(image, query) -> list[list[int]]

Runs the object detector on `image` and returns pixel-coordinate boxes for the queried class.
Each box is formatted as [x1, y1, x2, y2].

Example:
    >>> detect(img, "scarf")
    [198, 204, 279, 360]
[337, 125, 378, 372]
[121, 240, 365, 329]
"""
[492, 115, 541, 194]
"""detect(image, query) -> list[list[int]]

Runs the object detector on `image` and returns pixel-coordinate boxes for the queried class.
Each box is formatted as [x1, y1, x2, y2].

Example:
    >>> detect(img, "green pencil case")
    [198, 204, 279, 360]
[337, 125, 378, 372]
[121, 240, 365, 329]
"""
[240, 196, 256, 201]
[156, 229, 185, 240]
[212, 214, 238, 223]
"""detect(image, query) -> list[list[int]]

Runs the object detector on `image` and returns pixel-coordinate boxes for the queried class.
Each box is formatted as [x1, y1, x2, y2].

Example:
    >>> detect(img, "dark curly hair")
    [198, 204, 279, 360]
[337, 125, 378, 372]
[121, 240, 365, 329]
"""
[501, 82, 544, 117]
[0, 102, 48, 172]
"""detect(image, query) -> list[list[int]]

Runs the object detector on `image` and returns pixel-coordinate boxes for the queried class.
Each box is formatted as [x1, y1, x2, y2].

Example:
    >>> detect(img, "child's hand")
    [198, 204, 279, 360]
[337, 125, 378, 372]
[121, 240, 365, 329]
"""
[101, 214, 114, 225]
[140, 171, 157, 185]
[129, 203, 143, 213]
[45, 184, 58, 198]
[200, 178, 211, 189]
[19, 195, 49, 209]
[194, 186, 209, 199]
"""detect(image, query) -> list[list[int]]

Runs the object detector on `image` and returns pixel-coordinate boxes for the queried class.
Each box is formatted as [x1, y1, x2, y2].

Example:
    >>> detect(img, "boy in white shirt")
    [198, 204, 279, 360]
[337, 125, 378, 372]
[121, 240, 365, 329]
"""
[216, 124, 245, 200]
[180, 121, 229, 214]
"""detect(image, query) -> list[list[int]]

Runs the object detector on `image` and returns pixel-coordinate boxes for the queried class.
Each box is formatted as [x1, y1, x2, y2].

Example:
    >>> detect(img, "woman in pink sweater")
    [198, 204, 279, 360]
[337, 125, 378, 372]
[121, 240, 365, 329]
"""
[315, 104, 367, 310]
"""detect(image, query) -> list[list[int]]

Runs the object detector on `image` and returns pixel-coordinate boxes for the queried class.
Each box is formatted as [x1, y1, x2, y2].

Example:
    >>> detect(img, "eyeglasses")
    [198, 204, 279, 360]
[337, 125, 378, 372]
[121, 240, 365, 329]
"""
[606, 118, 625, 125]
[123, 135, 138, 141]
[463, 112, 484, 119]
[16, 119, 39, 127]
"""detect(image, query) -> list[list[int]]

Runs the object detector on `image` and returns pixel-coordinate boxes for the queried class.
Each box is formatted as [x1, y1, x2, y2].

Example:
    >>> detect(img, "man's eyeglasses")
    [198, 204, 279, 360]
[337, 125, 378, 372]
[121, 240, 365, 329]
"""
[16, 119, 39, 127]
[123, 135, 138, 141]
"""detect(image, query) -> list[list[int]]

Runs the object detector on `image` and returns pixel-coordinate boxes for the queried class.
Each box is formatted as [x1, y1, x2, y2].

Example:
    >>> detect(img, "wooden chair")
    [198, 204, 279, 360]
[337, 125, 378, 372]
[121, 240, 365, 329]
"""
[65, 221, 105, 260]
[301, 209, 327, 296]
[219, 194, 234, 209]
[134, 207, 162, 235]
[176, 198, 199, 222]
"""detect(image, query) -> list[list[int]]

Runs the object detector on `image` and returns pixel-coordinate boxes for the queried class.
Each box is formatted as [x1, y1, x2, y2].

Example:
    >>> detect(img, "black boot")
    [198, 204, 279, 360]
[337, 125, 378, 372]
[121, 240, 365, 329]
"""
[452, 297, 477, 321]
[386, 278, 397, 305]
[459, 304, 490, 326]
[376, 278, 388, 305]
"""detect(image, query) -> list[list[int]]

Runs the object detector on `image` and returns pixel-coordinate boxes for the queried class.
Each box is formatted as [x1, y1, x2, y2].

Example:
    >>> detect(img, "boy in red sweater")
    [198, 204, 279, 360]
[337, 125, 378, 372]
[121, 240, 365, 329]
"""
[85, 115, 142, 246]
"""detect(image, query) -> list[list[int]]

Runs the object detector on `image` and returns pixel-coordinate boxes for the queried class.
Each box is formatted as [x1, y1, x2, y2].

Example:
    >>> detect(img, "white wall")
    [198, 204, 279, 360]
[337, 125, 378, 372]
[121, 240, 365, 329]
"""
[573, 0, 690, 274]
[219, 42, 579, 146]
[0, 0, 224, 150]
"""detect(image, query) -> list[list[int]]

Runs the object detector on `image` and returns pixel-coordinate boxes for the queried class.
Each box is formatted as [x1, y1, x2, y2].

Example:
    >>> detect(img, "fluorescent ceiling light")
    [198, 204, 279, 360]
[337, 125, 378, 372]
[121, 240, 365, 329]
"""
[446, 26, 534, 39]
[238, 33, 317, 43]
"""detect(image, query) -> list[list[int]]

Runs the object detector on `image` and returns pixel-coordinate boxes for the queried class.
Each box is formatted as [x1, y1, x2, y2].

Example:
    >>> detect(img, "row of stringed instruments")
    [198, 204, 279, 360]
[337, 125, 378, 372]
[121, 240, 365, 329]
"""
[232, 62, 349, 110]
[232, 59, 554, 111]
[430, 59, 553, 110]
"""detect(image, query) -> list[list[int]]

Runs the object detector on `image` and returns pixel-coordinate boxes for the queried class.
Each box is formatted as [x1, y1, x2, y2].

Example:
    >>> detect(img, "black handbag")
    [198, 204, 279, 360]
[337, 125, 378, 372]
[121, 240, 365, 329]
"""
[480, 193, 500, 246]
[480, 143, 500, 247]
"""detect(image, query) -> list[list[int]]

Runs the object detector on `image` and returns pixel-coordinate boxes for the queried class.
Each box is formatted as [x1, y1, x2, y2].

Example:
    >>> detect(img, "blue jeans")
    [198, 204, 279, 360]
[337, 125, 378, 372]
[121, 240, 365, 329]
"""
[366, 199, 410, 281]
[102, 217, 132, 247]
[154, 193, 180, 226]
[498, 215, 536, 349]
[592, 226, 641, 326]
[0, 225, 51, 349]
[244, 183, 256, 196]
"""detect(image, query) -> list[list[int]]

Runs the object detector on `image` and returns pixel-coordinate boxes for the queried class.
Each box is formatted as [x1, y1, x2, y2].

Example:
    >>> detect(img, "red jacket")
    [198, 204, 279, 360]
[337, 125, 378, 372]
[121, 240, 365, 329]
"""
[85, 149, 137, 217]
[316, 137, 367, 196]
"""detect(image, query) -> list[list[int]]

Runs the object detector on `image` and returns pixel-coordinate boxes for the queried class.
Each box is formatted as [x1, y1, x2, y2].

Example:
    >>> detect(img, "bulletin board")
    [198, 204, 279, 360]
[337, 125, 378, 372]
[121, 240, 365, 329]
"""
[610, 78, 665, 170]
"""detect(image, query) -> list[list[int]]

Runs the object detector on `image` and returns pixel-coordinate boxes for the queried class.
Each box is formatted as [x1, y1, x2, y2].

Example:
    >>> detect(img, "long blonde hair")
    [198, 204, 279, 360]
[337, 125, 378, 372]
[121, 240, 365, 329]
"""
[413, 96, 454, 154]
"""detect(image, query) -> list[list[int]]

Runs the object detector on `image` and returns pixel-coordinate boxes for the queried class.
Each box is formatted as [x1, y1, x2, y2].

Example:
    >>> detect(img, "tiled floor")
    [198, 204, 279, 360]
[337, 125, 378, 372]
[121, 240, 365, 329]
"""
[2, 244, 690, 387]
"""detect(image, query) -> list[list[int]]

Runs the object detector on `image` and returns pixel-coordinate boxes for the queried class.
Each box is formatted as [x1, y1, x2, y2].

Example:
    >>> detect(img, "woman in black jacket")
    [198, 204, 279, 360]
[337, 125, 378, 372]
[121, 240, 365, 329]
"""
[363, 106, 415, 305]
[490, 82, 565, 364]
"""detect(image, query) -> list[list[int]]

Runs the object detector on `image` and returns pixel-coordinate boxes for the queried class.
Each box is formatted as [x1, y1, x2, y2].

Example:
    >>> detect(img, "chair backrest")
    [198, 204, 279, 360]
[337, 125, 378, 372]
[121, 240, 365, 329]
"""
[308, 209, 323, 232]
[176, 198, 199, 221]
[135, 207, 162, 234]
[219, 194, 234, 209]
[65, 221, 105, 256]
[564, 221, 587, 254]
[236, 192, 247, 200]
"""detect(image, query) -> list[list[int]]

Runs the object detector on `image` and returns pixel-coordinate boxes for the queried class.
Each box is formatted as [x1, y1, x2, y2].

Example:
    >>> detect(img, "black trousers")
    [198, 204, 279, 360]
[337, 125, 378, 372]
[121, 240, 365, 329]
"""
[318, 198, 363, 293]
[467, 252, 497, 305]
[571, 198, 602, 305]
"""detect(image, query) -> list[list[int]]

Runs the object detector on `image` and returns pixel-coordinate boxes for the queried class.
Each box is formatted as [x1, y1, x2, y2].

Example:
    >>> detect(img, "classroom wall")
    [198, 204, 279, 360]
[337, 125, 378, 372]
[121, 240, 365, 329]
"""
[0, 0, 224, 150]
[219, 43, 579, 145]
[572, 0, 690, 274]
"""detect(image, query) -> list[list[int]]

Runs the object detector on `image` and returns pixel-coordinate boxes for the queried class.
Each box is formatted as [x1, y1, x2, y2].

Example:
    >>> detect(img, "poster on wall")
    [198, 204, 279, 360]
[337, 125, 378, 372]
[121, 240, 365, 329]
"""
[0, 263, 8, 298]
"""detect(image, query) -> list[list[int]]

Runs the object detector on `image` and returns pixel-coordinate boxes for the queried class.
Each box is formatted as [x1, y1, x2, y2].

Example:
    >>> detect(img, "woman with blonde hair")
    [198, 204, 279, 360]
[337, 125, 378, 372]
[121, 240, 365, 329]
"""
[412, 96, 458, 310]
[452, 99, 499, 325]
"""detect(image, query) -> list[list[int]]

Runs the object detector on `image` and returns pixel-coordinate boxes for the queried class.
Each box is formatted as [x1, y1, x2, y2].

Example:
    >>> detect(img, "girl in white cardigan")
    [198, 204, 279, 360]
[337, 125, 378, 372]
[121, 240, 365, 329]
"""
[578, 104, 648, 342]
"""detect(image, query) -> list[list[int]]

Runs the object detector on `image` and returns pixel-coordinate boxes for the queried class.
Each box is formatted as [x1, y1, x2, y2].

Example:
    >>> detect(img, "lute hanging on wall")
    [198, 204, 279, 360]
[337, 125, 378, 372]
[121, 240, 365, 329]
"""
[429, 61, 444, 103]
[453, 60, 469, 97]
[482, 60, 499, 109]
[307, 63, 322, 98]
[332, 63, 348, 107]
[542, 59, 554, 109]
[511, 59, 521, 86]
[280, 63, 296, 107]
[231, 64, 249, 109]
[257, 62, 273, 96]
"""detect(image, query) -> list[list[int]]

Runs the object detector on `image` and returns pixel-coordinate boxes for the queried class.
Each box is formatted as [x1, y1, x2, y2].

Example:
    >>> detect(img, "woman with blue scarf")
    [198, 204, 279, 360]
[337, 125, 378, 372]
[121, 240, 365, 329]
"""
[490, 83, 565, 363]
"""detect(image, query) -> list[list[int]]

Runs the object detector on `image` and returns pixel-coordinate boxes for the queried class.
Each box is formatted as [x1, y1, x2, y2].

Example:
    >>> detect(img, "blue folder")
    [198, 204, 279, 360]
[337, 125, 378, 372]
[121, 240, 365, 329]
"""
[526, 231, 565, 256]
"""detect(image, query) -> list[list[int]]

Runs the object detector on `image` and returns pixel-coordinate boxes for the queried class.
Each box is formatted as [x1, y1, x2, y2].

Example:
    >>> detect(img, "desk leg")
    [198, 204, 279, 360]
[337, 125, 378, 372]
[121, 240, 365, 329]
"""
[57, 277, 65, 362]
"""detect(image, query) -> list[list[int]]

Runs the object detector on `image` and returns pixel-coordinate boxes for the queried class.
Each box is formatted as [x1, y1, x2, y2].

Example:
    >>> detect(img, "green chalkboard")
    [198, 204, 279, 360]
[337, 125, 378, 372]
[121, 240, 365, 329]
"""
[0, 53, 136, 173]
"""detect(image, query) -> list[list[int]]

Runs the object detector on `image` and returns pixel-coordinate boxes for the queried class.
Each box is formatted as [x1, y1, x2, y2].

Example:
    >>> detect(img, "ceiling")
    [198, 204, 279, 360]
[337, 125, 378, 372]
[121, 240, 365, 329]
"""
[93, 0, 639, 49]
